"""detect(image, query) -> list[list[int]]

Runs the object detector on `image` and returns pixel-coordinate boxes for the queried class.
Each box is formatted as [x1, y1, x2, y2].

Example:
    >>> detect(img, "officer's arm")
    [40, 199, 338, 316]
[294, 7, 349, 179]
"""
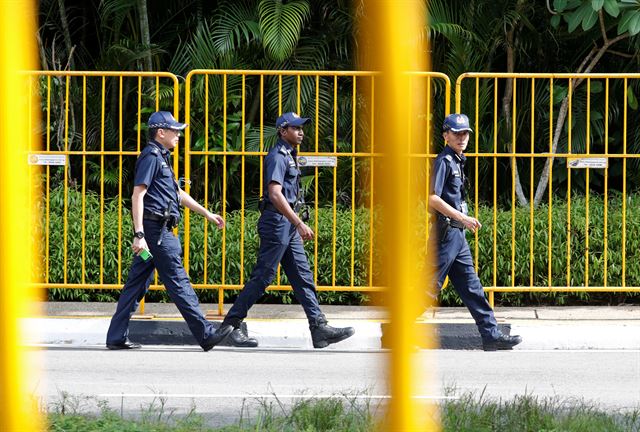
[132, 185, 147, 233]
[429, 194, 482, 232]
[268, 182, 314, 240]
[428, 194, 461, 221]
[178, 189, 225, 228]
[131, 185, 149, 253]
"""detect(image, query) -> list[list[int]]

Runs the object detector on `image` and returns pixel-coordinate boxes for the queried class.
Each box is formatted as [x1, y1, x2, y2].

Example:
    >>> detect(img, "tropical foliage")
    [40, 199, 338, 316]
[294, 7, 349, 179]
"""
[37, 1, 640, 305]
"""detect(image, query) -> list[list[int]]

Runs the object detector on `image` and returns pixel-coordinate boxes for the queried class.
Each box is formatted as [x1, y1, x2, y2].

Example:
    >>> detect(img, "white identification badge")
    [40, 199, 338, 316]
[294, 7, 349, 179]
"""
[460, 202, 468, 215]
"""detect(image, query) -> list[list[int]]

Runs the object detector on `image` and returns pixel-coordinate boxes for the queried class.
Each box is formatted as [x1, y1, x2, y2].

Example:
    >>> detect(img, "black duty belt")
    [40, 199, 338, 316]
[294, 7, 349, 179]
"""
[262, 201, 298, 214]
[143, 210, 178, 228]
[437, 215, 465, 230]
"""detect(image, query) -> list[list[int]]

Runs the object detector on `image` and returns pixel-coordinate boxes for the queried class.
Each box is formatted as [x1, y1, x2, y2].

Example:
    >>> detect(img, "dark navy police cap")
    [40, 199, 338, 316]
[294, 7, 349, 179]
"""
[442, 113, 473, 133]
[148, 111, 188, 130]
[276, 112, 311, 129]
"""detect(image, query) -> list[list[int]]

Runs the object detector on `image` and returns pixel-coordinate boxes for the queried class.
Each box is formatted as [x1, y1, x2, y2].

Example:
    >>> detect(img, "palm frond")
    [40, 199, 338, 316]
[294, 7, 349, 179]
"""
[212, 0, 261, 54]
[259, 0, 311, 62]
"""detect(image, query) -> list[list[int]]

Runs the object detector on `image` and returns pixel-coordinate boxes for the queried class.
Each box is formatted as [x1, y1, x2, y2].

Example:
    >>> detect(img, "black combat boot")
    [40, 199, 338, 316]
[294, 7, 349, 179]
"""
[310, 315, 355, 348]
[201, 324, 233, 352]
[482, 333, 523, 351]
[229, 327, 259, 348]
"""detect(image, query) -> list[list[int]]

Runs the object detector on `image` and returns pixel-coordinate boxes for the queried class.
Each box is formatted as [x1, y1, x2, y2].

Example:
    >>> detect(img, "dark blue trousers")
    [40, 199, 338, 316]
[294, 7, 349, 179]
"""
[106, 219, 214, 346]
[223, 210, 323, 327]
[434, 227, 500, 340]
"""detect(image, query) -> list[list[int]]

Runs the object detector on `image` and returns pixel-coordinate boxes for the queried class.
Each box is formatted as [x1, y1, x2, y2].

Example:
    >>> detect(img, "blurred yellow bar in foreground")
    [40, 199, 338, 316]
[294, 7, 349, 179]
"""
[0, 0, 43, 430]
[360, 1, 440, 430]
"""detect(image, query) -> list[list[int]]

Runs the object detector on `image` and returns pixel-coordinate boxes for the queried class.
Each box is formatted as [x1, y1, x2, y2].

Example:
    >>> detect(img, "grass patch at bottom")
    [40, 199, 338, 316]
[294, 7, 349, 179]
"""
[46, 391, 640, 432]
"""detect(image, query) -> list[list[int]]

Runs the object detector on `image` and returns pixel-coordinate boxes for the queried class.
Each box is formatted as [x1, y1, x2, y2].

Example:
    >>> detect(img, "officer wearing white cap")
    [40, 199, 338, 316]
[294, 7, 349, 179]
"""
[430, 113, 522, 350]
[218, 111, 355, 348]
[106, 111, 232, 351]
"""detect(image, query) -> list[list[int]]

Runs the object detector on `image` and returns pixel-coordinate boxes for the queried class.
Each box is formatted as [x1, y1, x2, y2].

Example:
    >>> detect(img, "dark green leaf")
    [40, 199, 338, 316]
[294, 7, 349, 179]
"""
[591, 0, 604, 10]
[554, 0, 569, 12]
[603, 0, 620, 16]
[628, 10, 640, 35]
[582, 8, 599, 29]
[567, 3, 591, 32]
[628, 86, 638, 110]
[617, 9, 637, 34]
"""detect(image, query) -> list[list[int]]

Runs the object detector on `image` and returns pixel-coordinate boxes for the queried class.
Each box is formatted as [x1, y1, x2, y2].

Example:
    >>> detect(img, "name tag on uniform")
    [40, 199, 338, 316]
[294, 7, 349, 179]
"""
[452, 169, 461, 177]
[288, 160, 296, 167]
[161, 162, 168, 168]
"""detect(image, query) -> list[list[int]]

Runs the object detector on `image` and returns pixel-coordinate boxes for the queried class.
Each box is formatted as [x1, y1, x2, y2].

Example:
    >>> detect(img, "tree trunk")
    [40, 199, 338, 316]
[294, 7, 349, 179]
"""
[502, 22, 528, 207]
[36, 32, 49, 70]
[56, 0, 74, 70]
[138, 0, 153, 71]
[532, 19, 630, 206]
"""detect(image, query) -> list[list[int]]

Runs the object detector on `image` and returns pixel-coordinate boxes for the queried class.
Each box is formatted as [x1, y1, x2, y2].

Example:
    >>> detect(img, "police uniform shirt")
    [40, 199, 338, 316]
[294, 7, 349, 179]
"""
[431, 145, 468, 215]
[134, 140, 181, 219]
[263, 138, 299, 205]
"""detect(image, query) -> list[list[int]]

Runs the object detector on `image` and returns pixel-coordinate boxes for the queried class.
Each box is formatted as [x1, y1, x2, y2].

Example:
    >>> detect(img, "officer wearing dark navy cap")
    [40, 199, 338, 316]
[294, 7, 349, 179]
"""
[430, 113, 522, 351]
[106, 111, 232, 351]
[218, 111, 355, 348]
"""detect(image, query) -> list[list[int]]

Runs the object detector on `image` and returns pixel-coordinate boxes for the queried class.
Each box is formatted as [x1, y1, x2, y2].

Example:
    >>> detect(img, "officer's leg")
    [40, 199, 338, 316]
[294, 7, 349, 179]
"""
[417, 227, 458, 320]
[280, 230, 322, 325]
[446, 230, 500, 340]
[150, 229, 213, 344]
[432, 227, 459, 293]
[223, 221, 288, 328]
[106, 255, 155, 345]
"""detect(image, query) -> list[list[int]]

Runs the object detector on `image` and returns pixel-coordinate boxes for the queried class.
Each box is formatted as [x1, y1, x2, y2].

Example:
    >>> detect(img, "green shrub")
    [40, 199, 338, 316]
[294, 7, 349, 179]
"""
[465, 192, 640, 306]
[41, 186, 640, 306]
[41, 186, 372, 305]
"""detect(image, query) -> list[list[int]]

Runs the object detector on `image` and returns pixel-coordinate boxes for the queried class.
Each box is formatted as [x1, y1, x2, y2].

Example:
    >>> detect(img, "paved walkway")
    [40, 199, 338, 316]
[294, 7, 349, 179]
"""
[22, 303, 640, 350]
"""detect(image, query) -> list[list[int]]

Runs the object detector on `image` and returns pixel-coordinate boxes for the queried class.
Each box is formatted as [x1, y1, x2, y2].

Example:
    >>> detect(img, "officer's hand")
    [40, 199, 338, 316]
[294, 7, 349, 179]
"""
[206, 212, 225, 229]
[132, 237, 148, 254]
[462, 215, 482, 233]
[296, 222, 314, 241]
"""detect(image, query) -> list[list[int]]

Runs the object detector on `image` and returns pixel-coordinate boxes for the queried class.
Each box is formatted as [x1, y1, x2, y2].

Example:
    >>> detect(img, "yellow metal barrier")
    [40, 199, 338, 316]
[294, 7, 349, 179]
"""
[183, 70, 450, 314]
[31, 71, 180, 307]
[456, 73, 640, 306]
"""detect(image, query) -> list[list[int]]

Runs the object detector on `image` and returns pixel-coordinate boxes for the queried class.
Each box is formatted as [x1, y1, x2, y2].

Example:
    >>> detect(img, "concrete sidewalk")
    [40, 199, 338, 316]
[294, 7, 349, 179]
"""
[22, 302, 640, 350]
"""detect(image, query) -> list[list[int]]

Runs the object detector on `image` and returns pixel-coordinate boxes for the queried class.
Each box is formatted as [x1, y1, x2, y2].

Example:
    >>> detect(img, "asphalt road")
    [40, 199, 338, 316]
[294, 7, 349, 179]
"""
[30, 346, 640, 427]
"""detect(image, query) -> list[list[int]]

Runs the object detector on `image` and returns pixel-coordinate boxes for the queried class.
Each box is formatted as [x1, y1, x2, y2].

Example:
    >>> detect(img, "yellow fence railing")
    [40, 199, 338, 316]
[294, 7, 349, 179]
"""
[456, 73, 640, 306]
[34, 69, 640, 312]
[30, 71, 179, 315]
[183, 70, 450, 314]
[31, 69, 451, 315]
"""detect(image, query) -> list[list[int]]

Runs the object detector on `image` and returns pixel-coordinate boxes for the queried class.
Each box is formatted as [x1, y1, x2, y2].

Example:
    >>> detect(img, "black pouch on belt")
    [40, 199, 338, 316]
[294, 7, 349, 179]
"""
[437, 218, 450, 242]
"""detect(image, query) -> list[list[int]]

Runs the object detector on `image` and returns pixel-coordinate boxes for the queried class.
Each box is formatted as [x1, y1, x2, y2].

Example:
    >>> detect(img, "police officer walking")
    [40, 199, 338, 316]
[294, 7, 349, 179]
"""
[430, 113, 522, 351]
[106, 111, 232, 351]
[219, 112, 355, 348]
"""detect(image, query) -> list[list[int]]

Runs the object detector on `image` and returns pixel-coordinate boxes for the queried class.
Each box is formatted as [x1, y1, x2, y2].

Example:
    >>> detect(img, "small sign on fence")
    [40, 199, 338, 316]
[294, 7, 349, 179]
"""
[297, 156, 337, 167]
[567, 157, 608, 169]
[28, 154, 66, 166]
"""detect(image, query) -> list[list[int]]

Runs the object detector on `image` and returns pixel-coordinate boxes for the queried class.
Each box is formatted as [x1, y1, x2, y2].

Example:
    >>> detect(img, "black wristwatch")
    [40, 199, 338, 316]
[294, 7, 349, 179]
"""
[134, 231, 145, 239]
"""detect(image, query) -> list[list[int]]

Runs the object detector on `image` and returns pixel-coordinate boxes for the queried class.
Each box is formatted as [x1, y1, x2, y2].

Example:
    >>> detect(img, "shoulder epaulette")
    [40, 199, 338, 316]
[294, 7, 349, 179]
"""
[444, 154, 454, 163]
[138, 144, 160, 160]
[278, 146, 289, 156]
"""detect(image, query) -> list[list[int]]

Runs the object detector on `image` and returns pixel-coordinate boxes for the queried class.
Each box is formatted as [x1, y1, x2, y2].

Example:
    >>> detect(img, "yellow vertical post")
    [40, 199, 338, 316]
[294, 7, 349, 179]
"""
[360, 1, 439, 430]
[492, 78, 498, 304]
[204, 74, 210, 285]
[604, 79, 609, 287]
[0, 0, 43, 429]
